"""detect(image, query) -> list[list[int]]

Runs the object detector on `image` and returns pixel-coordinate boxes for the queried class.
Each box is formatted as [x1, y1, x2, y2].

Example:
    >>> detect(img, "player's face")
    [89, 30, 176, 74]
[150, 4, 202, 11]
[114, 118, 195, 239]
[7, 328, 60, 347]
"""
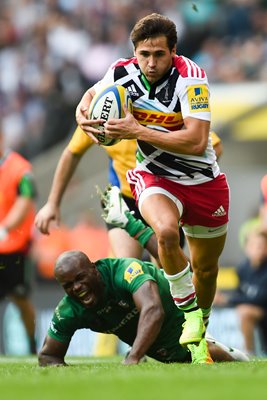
[134, 36, 176, 84]
[57, 261, 104, 308]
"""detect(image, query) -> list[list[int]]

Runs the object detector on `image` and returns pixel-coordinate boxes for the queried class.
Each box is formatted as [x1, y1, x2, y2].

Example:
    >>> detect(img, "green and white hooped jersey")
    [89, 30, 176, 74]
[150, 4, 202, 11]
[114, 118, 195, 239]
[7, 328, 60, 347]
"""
[94, 55, 220, 185]
[48, 258, 188, 363]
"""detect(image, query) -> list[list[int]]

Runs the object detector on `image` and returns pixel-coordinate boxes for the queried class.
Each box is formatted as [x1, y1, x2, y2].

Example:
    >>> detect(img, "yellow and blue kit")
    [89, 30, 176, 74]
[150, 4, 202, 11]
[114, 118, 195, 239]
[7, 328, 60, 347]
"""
[68, 126, 137, 199]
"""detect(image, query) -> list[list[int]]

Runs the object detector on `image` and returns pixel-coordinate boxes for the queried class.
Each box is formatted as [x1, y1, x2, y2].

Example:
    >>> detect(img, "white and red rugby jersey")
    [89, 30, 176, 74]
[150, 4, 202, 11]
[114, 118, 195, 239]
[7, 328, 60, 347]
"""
[93, 55, 220, 185]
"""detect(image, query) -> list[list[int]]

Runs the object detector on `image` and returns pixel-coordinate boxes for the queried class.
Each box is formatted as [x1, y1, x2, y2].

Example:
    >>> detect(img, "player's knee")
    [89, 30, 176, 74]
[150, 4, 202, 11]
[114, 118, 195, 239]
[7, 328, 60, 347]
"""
[157, 226, 180, 250]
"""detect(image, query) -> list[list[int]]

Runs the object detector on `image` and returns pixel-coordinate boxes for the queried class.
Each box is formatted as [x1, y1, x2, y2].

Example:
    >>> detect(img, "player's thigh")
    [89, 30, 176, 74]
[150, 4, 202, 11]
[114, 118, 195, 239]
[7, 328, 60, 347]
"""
[108, 227, 143, 258]
[140, 193, 180, 233]
[186, 234, 227, 271]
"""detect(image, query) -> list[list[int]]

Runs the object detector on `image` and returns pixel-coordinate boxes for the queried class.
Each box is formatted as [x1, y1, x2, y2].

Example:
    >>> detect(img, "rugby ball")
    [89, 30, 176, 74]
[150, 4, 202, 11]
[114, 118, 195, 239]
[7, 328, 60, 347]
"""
[88, 84, 132, 146]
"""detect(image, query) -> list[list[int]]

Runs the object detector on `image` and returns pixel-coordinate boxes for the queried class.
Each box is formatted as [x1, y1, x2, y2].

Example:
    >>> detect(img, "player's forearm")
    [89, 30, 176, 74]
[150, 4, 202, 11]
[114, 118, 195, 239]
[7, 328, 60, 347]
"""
[47, 148, 81, 207]
[1, 197, 33, 231]
[127, 306, 164, 362]
[135, 116, 210, 155]
[137, 126, 207, 155]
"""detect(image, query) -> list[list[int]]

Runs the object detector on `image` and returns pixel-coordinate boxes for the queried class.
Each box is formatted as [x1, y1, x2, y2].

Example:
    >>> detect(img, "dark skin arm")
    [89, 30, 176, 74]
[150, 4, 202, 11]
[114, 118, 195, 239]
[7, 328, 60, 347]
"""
[38, 335, 69, 367]
[123, 280, 165, 365]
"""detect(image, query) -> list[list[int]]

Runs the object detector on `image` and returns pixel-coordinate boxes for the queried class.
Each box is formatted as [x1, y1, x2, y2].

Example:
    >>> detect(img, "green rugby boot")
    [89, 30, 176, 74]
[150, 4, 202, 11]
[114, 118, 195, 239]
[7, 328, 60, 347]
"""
[188, 337, 214, 364]
[179, 308, 205, 347]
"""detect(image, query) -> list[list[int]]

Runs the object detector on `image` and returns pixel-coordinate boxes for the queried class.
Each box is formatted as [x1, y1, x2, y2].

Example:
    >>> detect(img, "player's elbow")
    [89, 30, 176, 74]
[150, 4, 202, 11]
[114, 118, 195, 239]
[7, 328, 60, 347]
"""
[190, 131, 209, 155]
[192, 139, 208, 155]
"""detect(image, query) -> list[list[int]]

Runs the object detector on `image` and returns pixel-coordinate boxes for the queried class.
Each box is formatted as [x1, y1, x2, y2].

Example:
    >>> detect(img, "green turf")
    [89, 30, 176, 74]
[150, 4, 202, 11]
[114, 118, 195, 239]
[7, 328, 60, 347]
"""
[0, 356, 266, 400]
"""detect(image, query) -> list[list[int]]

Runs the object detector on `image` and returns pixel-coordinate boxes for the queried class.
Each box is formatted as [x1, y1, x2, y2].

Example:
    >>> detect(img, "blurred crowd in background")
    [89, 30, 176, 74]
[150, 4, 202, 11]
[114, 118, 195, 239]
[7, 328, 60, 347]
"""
[1, 0, 267, 159]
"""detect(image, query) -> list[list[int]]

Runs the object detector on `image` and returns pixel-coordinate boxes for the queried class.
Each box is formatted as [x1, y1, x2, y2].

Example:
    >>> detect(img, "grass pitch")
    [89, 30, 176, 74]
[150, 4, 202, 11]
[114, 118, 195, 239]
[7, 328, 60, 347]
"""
[0, 356, 266, 400]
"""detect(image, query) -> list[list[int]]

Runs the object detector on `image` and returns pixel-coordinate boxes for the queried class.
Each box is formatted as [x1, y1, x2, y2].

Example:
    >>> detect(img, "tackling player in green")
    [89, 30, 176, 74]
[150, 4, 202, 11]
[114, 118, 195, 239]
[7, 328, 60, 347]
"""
[38, 250, 249, 366]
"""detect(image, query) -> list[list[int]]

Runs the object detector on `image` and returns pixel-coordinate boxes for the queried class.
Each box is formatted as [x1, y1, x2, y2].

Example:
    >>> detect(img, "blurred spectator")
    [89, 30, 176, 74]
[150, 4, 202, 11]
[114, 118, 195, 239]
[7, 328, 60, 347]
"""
[69, 212, 110, 260]
[31, 224, 71, 281]
[0, 126, 37, 354]
[0, 1, 267, 160]
[239, 174, 267, 249]
[214, 228, 267, 355]
[31, 212, 109, 281]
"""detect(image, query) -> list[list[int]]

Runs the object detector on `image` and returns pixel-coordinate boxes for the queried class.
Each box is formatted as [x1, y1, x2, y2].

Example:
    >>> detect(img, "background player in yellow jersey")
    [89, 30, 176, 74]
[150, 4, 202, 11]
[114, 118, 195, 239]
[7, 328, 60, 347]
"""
[34, 126, 157, 262]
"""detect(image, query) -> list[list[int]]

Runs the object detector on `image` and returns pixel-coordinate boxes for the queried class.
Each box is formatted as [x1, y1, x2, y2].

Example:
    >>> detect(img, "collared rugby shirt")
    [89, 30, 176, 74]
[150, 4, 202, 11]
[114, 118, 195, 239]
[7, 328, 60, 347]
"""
[93, 55, 220, 185]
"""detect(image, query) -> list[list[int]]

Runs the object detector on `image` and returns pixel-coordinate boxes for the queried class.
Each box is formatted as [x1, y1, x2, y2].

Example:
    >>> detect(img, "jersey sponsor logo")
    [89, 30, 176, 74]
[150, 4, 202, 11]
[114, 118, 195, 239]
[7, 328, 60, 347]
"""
[124, 261, 144, 283]
[133, 108, 183, 130]
[187, 84, 210, 113]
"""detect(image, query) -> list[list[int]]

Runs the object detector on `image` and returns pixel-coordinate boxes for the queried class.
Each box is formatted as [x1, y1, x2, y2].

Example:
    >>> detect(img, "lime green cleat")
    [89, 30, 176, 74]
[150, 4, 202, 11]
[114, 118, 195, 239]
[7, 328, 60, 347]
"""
[188, 338, 214, 364]
[179, 308, 205, 347]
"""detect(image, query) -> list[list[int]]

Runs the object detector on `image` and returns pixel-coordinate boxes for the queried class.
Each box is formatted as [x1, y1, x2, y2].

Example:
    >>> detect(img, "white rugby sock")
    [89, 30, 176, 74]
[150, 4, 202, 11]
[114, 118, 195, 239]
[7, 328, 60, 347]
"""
[206, 333, 250, 361]
[164, 263, 198, 311]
